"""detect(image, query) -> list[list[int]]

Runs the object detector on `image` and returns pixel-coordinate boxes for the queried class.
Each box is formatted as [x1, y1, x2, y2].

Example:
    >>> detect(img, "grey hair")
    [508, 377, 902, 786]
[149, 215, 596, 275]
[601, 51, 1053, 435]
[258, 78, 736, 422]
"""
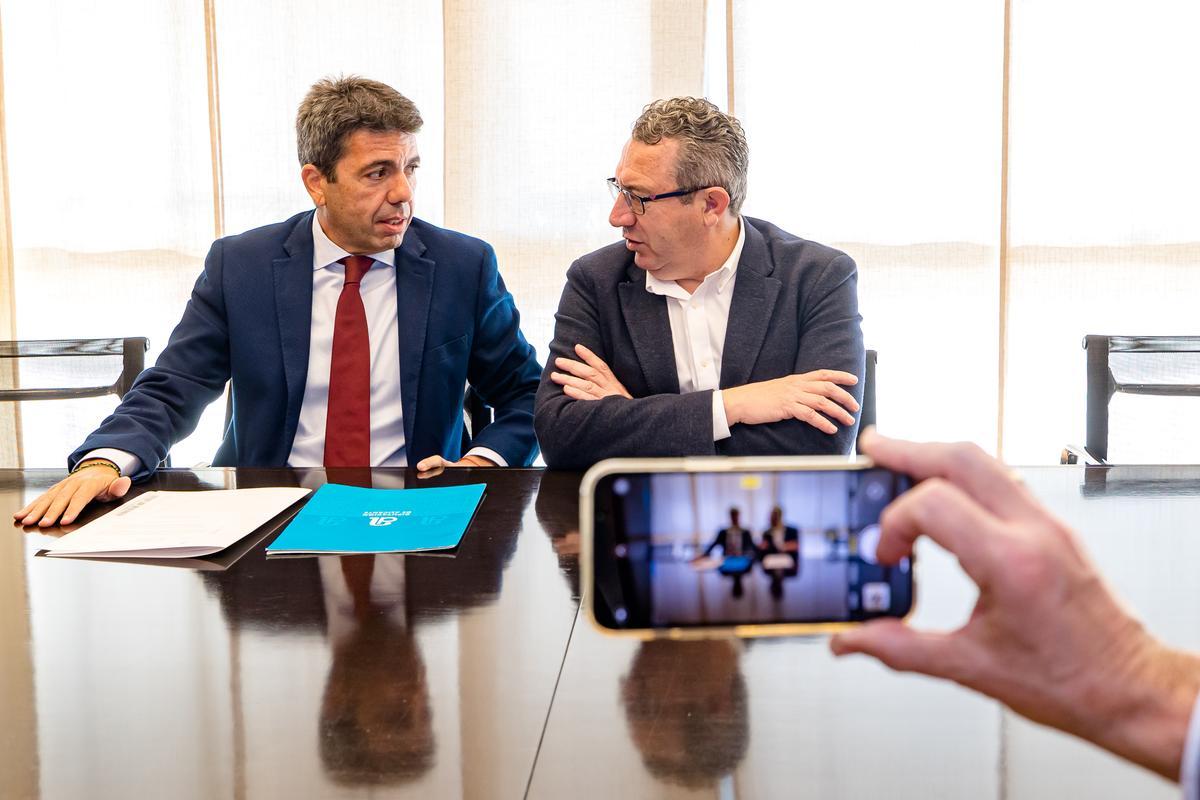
[296, 75, 423, 180]
[631, 97, 748, 215]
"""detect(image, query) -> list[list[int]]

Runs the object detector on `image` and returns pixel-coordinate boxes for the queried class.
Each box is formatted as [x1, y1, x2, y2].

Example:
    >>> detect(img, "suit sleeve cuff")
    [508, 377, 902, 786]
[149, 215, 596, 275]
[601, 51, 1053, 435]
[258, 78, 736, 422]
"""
[465, 446, 507, 467]
[1181, 687, 1200, 800]
[712, 390, 731, 441]
[82, 448, 142, 478]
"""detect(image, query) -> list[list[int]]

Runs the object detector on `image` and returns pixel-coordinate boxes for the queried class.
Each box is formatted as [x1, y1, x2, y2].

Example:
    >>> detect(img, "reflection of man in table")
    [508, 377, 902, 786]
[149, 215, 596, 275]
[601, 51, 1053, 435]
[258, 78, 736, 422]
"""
[319, 555, 432, 786]
[621, 639, 749, 789]
[757, 505, 800, 599]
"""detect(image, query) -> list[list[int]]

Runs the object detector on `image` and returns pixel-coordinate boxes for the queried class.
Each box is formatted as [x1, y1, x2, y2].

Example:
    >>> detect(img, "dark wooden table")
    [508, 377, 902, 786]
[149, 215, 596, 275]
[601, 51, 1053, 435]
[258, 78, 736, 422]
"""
[4, 465, 1200, 799]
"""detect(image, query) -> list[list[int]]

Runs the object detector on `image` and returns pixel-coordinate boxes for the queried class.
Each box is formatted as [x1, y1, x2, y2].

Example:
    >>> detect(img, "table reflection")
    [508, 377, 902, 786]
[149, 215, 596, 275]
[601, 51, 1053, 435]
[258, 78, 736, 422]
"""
[621, 639, 748, 789]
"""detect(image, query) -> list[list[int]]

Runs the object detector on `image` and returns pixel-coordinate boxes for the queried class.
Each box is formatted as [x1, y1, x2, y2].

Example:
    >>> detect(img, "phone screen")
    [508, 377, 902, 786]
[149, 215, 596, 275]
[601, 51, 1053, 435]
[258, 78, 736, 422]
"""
[589, 468, 912, 630]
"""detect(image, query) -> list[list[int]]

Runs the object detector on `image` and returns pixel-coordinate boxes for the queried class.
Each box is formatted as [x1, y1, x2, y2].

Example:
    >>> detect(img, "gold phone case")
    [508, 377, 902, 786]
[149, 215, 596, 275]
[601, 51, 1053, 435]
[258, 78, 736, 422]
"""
[578, 455, 914, 639]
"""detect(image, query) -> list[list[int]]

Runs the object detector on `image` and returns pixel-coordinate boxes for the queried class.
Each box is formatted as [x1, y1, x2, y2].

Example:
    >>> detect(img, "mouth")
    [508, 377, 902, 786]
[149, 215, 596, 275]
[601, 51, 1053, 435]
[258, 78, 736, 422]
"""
[376, 215, 409, 234]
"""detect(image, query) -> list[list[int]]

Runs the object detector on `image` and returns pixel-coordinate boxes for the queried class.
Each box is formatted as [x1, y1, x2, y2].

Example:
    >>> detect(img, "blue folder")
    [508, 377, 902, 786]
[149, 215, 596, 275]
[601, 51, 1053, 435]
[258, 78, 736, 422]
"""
[266, 482, 487, 555]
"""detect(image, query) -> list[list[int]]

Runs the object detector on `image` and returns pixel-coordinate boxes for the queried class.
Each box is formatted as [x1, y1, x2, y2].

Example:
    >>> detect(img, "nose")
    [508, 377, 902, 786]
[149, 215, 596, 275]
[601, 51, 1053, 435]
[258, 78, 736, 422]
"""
[609, 194, 635, 229]
[387, 172, 414, 207]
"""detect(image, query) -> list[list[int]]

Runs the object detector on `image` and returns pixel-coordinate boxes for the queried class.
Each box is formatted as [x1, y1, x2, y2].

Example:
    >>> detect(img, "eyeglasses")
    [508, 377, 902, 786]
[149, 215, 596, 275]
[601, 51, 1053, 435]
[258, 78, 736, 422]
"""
[607, 177, 705, 216]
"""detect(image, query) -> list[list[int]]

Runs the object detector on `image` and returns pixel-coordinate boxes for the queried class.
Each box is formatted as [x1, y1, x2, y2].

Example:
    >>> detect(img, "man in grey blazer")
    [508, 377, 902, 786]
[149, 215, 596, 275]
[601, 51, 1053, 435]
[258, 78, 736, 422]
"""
[535, 97, 864, 469]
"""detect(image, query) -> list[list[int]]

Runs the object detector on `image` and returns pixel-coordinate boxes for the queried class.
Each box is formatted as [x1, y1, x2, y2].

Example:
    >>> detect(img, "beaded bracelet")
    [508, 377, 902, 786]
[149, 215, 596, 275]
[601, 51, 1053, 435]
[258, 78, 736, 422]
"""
[70, 459, 122, 478]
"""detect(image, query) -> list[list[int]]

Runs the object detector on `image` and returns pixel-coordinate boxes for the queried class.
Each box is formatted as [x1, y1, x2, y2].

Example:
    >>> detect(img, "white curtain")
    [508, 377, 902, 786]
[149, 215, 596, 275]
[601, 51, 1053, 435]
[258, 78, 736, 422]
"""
[2, 0, 1197, 462]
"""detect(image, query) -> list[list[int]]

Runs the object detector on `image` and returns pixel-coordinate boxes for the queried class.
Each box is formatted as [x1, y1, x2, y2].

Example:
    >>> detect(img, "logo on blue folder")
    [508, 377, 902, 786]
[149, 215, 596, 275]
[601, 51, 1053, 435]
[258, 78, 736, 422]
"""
[364, 510, 412, 527]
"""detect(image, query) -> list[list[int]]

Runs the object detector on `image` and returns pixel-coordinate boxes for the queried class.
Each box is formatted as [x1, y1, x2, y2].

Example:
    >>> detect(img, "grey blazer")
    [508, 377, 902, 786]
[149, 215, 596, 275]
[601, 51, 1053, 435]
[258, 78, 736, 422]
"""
[534, 217, 865, 469]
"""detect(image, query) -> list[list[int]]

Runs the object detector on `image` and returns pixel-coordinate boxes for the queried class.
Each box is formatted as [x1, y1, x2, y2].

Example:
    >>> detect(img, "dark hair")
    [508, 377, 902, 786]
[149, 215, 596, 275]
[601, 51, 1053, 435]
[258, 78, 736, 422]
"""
[297, 75, 423, 180]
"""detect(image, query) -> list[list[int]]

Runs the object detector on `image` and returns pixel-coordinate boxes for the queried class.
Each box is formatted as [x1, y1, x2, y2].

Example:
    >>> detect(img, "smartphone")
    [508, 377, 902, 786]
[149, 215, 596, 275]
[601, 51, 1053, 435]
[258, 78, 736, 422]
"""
[580, 456, 914, 638]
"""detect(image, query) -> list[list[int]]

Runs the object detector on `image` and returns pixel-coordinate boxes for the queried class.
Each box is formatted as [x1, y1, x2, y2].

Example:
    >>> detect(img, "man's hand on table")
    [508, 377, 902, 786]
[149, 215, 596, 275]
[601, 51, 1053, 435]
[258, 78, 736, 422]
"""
[830, 429, 1200, 782]
[415, 453, 496, 479]
[13, 460, 132, 527]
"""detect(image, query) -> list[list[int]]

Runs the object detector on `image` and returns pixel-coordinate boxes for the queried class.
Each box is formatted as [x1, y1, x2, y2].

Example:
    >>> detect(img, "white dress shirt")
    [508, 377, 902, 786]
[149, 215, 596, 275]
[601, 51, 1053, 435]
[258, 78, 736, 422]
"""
[643, 217, 745, 441]
[289, 213, 407, 466]
[87, 213, 503, 473]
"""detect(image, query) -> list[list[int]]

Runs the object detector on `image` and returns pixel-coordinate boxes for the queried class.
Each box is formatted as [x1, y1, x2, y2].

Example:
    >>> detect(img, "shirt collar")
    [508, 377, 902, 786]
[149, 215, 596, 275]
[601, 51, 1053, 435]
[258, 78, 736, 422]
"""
[645, 216, 745, 298]
[311, 212, 398, 272]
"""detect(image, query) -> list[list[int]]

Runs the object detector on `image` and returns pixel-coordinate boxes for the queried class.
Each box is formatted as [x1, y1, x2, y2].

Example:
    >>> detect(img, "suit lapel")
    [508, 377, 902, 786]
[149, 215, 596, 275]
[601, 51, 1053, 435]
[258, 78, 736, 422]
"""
[395, 226, 436, 448]
[273, 212, 316, 456]
[720, 222, 781, 388]
[617, 265, 680, 395]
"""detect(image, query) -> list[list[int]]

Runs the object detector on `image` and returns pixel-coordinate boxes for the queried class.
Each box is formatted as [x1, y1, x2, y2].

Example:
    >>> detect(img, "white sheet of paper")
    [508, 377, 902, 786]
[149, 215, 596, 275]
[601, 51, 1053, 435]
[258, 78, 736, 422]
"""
[42, 487, 311, 559]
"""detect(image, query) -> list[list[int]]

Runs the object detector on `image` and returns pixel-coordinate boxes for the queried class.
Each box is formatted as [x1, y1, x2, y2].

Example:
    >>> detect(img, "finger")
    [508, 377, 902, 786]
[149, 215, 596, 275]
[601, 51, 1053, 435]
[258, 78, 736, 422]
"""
[39, 487, 77, 527]
[859, 430, 1042, 522]
[19, 485, 63, 526]
[831, 619, 961, 680]
[61, 483, 108, 525]
[553, 356, 594, 379]
[803, 393, 857, 426]
[552, 372, 596, 395]
[94, 476, 132, 503]
[573, 344, 612, 375]
[416, 455, 448, 471]
[808, 382, 860, 413]
[876, 477, 1004, 583]
[562, 384, 600, 402]
[801, 369, 858, 385]
[792, 404, 838, 434]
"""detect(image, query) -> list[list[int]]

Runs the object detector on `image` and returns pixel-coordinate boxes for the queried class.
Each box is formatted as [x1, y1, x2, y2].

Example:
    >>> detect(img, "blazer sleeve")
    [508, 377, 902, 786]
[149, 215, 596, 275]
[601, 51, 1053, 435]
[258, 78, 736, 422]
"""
[69, 240, 233, 480]
[534, 261, 715, 470]
[463, 243, 542, 467]
[721, 252, 865, 457]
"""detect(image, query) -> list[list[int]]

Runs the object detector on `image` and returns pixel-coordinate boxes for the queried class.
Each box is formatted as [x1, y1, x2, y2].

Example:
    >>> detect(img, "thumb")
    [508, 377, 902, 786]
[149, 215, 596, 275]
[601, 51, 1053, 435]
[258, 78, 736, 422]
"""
[99, 476, 133, 502]
[830, 619, 958, 678]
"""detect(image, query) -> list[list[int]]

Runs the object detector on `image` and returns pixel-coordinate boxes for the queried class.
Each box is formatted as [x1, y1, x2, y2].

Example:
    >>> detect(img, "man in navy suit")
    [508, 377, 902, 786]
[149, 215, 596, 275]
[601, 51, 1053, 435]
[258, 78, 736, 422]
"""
[16, 76, 540, 527]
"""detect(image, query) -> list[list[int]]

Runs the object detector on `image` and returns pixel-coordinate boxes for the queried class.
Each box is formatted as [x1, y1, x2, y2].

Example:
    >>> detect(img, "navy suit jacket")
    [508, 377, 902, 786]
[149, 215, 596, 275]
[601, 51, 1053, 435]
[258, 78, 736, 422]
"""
[535, 217, 864, 469]
[71, 212, 541, 478]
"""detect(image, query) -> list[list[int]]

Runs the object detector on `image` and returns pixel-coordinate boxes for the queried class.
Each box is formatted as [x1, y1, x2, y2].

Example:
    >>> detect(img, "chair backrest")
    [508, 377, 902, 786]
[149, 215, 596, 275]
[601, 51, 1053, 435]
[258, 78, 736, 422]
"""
[462, 386, 492, 452]
[861, 349, 878, 431]
[0, 337, 148, 402]
[1083, 335, 1200, 463]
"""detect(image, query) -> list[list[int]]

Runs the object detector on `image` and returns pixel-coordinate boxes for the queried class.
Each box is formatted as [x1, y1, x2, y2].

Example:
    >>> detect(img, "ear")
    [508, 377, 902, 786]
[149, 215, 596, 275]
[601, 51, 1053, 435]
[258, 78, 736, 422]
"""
[701, 187, 732, 225]
[301, 163, 327, 207]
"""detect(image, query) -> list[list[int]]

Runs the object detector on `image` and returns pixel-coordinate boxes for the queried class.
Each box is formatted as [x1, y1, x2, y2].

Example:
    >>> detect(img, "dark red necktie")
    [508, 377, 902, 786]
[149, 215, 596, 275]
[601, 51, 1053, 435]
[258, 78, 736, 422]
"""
[324, 255, 373, 467]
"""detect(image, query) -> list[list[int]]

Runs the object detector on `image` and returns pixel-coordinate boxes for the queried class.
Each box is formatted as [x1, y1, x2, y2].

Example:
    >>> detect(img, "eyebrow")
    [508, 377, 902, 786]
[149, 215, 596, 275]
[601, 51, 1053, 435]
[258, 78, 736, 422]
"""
[362, 155, 421, 173]
[615, 178, 650, 195]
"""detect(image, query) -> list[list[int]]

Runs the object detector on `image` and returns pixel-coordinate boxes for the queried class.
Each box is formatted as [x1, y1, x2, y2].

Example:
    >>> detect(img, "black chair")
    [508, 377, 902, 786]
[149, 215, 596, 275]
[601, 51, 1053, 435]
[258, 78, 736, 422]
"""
[462, 386, 492, 451]
[0, 337, 148, 402]
[861, 349, 878, 431]
[1062, 335, 1200, 465]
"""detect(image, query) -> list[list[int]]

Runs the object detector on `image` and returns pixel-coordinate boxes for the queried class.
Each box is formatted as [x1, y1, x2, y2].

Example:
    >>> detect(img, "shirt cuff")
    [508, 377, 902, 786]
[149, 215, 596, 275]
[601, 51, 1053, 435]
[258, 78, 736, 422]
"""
[712, 390, 731, 441]
[1181, 687, 1200, 800]
[465, 446, 507, 467]
[81, 448, 142, 477]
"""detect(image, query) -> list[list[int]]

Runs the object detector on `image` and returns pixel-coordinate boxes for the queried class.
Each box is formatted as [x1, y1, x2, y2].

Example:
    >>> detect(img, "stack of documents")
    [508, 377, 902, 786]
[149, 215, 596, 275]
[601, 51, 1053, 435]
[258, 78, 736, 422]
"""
[41, 488, 311, 559]
[266, 483, 487, 556]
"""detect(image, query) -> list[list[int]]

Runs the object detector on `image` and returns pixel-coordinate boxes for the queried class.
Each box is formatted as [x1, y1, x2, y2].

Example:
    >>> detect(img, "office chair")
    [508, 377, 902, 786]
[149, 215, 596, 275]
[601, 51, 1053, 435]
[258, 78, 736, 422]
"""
[1061, 335, 1200, 465]
[861, 349, 878, 431]
[0, 337, 148, 402]
[462, 386, 492, 451]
